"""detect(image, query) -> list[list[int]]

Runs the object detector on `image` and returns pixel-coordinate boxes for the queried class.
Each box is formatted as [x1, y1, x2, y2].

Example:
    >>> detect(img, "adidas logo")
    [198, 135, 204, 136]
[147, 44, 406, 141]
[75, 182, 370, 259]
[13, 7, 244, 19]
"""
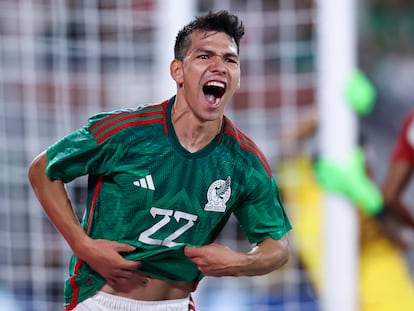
[133, 175, 155, 190]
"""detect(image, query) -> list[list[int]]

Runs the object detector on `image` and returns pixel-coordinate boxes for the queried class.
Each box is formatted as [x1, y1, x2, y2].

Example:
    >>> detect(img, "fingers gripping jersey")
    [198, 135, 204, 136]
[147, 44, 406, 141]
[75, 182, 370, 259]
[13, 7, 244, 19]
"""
[46, 97, 292, 308]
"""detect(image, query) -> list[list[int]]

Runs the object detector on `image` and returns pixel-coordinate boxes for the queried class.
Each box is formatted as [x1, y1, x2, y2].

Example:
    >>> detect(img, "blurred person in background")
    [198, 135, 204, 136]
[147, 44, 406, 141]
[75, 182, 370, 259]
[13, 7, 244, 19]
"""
[27, 10, 291, 311]
[381, 108, 414, 250]
[276, 104, 414, 309]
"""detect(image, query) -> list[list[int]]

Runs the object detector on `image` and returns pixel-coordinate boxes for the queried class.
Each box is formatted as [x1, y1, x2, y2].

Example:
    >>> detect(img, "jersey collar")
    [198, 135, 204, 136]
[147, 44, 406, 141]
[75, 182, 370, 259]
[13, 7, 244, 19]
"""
[165, 96, 223, 158]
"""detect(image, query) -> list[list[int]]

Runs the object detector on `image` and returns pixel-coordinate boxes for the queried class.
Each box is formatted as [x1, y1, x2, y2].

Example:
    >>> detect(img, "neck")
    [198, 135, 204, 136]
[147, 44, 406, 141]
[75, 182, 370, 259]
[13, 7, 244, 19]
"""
[171, 102, 222, 153]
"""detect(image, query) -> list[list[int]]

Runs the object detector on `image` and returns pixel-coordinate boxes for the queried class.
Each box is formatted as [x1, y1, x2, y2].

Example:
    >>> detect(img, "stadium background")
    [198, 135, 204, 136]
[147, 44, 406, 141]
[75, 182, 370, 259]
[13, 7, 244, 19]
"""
[0, 0, 413, 310]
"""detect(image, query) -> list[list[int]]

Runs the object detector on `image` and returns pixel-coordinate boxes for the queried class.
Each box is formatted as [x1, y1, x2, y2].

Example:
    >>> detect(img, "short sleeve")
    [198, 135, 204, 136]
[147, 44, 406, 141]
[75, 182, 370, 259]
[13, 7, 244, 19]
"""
[45, 113, 122, 183]
[233, 173, 292, 244]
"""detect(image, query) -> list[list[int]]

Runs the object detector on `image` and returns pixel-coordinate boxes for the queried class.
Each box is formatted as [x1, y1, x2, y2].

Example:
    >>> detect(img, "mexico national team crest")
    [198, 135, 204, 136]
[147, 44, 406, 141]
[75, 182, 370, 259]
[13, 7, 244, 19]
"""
[204, 176, 232, 212]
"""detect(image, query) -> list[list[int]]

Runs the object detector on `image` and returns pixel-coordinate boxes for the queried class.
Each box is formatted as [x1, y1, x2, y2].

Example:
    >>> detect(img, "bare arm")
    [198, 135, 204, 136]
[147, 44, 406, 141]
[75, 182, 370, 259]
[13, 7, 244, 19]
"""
[184, 236, 289, 277]
[382, 160, 414, 228]
[28, 151, 140, 285]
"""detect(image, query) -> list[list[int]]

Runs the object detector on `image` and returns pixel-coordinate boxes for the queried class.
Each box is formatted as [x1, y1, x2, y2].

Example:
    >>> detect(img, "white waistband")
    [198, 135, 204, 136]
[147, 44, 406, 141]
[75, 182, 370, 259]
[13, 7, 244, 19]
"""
[91, 291, 190, 311]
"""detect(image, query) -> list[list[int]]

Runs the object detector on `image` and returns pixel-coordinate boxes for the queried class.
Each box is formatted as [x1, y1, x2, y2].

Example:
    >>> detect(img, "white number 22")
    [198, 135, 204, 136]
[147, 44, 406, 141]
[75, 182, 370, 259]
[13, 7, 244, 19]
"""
[138, 207, 198, 247]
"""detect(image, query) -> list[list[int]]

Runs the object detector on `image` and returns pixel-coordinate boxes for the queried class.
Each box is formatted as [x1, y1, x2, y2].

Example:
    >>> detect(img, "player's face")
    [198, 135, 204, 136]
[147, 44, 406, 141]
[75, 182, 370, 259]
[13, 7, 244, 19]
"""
[173, 30, 240, 122]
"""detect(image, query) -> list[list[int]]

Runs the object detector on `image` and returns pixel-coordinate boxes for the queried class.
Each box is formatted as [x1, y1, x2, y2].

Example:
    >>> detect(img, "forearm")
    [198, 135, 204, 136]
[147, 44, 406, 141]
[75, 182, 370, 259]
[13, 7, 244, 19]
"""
[184, 236, 290, 277]
[382, 161, 414, 228]
[240, 236, 290, 276]
[28, 151, 89, 252]
[28, 151, 140, 283]
[385, 200, 414, 228]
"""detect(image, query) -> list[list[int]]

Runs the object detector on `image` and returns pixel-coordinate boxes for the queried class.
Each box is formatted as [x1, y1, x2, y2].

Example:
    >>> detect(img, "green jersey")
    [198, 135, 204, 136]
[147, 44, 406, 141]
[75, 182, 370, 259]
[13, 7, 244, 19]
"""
[46, 96, 291, 309]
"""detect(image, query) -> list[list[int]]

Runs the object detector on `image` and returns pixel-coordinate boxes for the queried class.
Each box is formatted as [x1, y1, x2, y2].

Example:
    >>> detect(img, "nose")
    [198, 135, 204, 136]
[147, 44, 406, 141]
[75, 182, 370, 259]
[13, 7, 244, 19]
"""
[209, 56, 227, 74]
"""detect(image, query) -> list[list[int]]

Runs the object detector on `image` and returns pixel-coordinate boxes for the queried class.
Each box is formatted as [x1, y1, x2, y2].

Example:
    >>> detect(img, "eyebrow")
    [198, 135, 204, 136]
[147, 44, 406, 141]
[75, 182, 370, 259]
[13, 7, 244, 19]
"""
[195, 48, 238, 59]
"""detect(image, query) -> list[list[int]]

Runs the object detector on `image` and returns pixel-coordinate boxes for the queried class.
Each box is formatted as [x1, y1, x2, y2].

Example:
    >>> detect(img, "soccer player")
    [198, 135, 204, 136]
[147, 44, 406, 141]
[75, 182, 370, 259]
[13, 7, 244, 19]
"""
[28, 10, 291, 311]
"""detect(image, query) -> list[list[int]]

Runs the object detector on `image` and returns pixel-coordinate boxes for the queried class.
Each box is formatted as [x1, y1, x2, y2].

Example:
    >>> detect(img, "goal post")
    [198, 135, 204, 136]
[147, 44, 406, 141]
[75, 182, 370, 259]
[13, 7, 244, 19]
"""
[316, 0, 359, 310]
[154, 0, 196, 100]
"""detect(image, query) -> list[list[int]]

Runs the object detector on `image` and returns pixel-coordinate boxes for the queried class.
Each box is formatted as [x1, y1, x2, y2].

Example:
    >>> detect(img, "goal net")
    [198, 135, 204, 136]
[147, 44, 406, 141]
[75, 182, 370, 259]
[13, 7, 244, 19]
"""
[0, 1, 317, 310]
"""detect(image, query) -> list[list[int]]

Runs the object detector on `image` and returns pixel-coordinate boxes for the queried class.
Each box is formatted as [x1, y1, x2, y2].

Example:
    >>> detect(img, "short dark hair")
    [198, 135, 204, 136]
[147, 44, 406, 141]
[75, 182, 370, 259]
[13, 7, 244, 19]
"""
[174, 10, 245, 61]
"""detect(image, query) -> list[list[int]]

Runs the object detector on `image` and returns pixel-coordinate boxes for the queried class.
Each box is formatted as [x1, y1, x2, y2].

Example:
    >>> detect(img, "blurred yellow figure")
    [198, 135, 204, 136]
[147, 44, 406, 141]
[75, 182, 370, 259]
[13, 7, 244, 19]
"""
[277, 108, 414, 310]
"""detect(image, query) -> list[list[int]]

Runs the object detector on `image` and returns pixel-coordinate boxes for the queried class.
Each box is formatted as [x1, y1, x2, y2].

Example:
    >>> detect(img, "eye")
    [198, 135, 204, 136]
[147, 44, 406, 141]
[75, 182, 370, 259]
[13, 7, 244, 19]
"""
[225, 57, 238, 64]
[198, 55, 209, 60]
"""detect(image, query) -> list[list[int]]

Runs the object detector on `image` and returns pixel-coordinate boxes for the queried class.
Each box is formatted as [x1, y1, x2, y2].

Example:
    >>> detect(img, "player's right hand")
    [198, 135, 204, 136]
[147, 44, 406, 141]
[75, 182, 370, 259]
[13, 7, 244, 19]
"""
[74, 238, 141, 286]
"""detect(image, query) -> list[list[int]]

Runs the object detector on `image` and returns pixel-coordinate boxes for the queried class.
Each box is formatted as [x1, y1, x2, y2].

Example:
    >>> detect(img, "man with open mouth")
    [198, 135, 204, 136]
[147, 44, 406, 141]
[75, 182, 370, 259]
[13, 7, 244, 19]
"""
[28, 10, 292, 311]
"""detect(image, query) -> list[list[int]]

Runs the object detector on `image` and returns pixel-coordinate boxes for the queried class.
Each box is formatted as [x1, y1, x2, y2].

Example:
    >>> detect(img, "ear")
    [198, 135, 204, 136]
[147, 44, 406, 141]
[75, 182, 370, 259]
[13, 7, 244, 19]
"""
[170, 59, 184, 85]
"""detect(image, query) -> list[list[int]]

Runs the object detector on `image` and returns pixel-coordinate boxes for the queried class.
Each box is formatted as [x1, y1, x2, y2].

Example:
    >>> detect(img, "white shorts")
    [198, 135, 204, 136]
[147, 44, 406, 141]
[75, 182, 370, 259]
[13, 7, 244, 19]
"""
[72, 291, 191, 311]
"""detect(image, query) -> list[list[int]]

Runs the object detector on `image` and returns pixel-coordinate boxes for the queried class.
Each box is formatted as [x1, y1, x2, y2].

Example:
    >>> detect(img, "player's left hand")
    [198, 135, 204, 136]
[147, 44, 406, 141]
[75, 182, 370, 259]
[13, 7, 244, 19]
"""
[184, 243, 246, 277]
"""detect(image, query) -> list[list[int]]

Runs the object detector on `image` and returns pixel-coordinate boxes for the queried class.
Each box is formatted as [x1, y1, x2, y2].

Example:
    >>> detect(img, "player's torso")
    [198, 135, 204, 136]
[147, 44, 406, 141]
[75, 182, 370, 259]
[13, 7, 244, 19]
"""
[88, 122, 248, 250]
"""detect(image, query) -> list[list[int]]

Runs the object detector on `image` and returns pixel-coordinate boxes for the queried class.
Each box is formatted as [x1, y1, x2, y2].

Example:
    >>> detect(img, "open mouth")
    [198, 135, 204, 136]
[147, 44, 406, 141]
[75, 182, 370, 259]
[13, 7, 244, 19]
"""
[203, 81, 226, 105]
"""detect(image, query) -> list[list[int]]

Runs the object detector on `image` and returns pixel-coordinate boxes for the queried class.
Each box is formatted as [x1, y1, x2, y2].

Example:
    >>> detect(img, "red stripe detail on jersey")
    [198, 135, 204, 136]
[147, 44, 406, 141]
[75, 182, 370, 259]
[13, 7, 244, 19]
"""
[90, 102, 163, 131]
[91, 110, 161, 137]
[85, 175, 103, 233]
[91, 111, 134, 132]
[64, 175, 103, 311]
[162, 100, 169, 136]
[191, 281, 199, 292]
[95, 117, 163, 144]
[64, 260, 83, 310]
[224, 121, 273, 178]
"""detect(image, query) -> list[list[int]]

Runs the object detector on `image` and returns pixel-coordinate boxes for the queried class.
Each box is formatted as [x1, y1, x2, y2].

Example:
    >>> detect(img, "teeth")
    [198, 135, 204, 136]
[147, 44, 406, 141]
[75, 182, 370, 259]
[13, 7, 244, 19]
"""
[206, 81, 225, 88]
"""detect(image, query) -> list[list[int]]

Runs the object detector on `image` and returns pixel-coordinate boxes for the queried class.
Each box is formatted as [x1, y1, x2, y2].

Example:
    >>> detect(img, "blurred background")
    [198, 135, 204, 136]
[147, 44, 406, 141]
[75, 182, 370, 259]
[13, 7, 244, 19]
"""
[1, 0, 413, 310]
